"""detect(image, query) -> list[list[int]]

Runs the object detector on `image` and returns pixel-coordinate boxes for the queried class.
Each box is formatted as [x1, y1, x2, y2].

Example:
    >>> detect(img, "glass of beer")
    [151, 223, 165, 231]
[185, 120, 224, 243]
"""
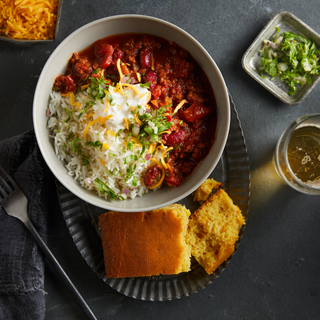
[274, 114, 320, 195]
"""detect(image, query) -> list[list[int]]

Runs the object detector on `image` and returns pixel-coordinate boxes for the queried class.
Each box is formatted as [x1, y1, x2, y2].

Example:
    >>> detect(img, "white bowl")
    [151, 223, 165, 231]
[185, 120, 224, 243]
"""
[33, 14, 230, 212]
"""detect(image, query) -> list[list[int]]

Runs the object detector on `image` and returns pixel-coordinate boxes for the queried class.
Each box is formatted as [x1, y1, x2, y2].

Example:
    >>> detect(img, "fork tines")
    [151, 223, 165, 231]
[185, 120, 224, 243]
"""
[0, 166, 16, 199]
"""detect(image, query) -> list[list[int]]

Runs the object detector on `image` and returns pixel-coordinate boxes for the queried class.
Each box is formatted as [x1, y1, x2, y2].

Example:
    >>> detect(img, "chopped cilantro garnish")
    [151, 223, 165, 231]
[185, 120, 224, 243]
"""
[93, 178, 124, 200]
[173, 143, 182, 150]
[87, 70, 110, 101]
[71, 137, 82, 154]
[82, 157, 90, 166]
[260, 29, 320, 95]
[78, 106, 87, 119]
[85, 141, 103, 149]
[131, 105, 143, 114]
[106, 91, 114, 105]
[127, 141, 135, 151]
[129, 105, 173, 147]
[83, 99, 95, 107]
[140, 81, 151, 88]
[123, 154, 138, 164]
[115, 129, 123, 142]
[132, 177, 138, 186]
[64, 108, 72, 122]
[125, 163, 136, 182]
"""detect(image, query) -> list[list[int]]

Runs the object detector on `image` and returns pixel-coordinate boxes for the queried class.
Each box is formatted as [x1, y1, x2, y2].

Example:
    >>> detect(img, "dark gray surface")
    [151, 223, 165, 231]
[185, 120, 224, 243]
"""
[1, 0, 320, 319]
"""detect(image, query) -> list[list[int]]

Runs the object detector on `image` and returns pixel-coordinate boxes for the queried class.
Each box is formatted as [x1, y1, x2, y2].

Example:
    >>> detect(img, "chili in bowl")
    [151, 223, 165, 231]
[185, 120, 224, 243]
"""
[34, 15, 230, 211]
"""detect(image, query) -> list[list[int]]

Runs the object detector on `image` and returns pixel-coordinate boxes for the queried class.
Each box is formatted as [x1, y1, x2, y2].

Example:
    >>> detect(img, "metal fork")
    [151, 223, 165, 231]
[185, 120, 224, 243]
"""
[0, 166, 97, 320]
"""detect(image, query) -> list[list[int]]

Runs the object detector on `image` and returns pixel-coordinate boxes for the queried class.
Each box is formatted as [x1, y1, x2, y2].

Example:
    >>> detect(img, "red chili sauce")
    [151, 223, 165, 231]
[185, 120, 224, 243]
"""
[53, 34, 217, 188]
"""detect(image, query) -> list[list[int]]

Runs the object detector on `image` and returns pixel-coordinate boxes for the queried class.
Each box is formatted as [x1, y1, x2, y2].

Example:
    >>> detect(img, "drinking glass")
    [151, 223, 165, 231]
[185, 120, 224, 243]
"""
[274, 114, 320, 195]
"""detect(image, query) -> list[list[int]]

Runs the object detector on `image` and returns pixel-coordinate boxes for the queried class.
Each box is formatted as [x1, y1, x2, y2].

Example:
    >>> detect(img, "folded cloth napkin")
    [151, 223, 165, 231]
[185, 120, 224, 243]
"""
[0, 130, 51, 320]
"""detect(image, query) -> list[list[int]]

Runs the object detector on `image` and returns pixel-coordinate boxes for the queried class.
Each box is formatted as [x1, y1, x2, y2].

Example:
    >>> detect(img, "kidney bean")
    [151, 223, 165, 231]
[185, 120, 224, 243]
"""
[112, 49, 123, 65]
[144, 165, 162, 187]
[165, 130, 186, 147]
[100, 46, 114, 69]
[143, 70, 157, 88]
[140, 48, 151, 68]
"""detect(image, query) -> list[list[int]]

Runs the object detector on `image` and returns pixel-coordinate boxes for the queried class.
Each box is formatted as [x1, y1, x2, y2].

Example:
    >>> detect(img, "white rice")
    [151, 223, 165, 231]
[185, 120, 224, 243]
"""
[47, 87, 165, 200]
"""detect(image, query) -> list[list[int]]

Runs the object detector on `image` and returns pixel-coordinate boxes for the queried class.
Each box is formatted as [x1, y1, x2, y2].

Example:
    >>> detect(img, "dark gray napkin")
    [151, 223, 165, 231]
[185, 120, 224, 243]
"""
[0, 130, 50, 320]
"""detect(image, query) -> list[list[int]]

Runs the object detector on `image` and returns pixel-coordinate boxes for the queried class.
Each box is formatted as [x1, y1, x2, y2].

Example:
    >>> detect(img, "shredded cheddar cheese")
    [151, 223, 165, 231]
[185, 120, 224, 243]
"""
[82, 116, 102, 139]
[151, 99, 158, 108]
[149, 158, 165, 190]
[123, 117, 129, 130]
[99, 158, 106, 166]
[148, 143, 156, 154]
[80, 84, 90, 90]
[116, 59, 124, 95]
[134, 113, 142, 126]
[70, 92, 81, 111]
[0, 0, 58, 40]
[100, 114, 113, 125]
[84, 113, 95, 121]
[121, 83, 141, 96]
[160, 147, 173, 169]
[173, 99, 187, 115]
[130, 138, 142, 150]
[136, 72, 141, 82]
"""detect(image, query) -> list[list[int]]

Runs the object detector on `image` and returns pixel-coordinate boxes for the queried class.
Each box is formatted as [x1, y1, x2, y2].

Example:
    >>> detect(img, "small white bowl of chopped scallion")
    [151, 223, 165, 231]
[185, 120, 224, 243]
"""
[242, 11, 320, 105]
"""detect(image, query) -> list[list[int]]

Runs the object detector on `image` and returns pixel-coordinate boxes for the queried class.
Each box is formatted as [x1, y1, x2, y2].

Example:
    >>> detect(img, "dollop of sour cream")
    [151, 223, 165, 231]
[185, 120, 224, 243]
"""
[93, 84, 150, 132]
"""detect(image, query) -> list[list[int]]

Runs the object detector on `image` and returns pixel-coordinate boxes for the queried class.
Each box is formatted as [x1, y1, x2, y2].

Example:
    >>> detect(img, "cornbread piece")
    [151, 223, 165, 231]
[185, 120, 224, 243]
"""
[193, 178, 223, 204]
[99, 204, 191, 278]
[187, 189, 245, 274]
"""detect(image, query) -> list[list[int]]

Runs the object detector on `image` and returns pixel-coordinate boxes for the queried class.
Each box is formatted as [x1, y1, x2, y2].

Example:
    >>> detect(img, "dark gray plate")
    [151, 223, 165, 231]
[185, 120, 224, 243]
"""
[56, 95, 250, 301]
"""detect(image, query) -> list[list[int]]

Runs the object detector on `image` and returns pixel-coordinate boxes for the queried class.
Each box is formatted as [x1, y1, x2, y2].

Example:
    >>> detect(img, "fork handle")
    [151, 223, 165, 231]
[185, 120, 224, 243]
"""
[24, 219, 98, 320]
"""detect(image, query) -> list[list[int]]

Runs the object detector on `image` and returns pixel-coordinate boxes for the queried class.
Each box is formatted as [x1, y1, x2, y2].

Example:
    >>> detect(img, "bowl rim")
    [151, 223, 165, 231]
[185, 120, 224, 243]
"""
[33, 14, 230, 211]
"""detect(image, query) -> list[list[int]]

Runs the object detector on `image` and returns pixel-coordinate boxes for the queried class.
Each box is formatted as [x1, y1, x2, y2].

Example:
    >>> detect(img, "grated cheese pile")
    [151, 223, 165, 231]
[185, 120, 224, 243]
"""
[0, 0, 58, 40]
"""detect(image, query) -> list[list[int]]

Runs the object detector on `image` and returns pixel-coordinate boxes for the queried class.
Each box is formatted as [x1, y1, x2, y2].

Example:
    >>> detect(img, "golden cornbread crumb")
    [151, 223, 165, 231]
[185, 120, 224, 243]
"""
[193, 178, 223, 204]
[99, 204, 191, 278]
[187, 189, 245, 274]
